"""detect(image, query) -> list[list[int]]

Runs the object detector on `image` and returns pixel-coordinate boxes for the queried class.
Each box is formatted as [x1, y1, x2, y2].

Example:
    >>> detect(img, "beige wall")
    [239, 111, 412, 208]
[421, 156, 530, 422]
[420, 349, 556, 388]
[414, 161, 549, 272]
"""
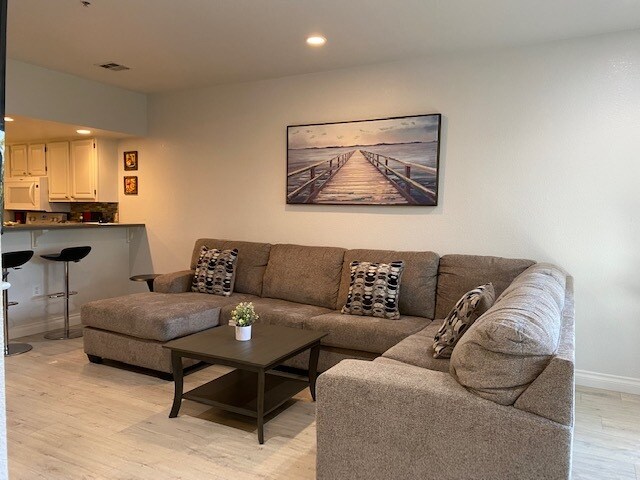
[6, 59, 147, 136]
[119, 30, 640, 383]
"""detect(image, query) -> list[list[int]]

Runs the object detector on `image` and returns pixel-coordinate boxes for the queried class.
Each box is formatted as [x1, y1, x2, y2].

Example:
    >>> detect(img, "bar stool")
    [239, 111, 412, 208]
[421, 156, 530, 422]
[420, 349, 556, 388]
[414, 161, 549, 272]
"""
[2, 250, 35, 356]
[41, 246, 91, 340]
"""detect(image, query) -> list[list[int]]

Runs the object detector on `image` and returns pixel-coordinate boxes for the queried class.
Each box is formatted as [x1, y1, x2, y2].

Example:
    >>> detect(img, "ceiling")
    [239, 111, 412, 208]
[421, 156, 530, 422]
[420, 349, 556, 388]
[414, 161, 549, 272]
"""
[7, 0, 640, 94]
[4, 115, 131, 143]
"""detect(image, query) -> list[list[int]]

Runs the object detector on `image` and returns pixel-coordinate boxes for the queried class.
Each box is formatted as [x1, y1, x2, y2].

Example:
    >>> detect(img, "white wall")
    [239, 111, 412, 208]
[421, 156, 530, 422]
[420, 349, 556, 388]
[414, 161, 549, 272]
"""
[119, 29, 640, 383]
[6, 59, 147, 136]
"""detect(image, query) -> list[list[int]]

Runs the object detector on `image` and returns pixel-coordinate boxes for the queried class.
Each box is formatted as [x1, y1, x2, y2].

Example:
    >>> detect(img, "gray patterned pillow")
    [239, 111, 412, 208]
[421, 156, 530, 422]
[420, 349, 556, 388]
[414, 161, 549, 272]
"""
[341, 261, 405, 320]
[191, 247, 238, 296]
[433, 283, 495, 358]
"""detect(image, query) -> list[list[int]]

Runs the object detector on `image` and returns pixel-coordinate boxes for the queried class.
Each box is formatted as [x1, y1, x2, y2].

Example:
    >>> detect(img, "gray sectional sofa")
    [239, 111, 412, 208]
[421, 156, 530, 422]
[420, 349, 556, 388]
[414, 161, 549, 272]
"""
[82, 238, 574, 478]
[83, 239, 539, 374]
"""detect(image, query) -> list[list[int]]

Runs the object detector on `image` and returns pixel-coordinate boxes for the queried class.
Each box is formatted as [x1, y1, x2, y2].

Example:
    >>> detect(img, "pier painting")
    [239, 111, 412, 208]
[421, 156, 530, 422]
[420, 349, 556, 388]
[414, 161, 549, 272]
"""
[287, 114, 441, 206]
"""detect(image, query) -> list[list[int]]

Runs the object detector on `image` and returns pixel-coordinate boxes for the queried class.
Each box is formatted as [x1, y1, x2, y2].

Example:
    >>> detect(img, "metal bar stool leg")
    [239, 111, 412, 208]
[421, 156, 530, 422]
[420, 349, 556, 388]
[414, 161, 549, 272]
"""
[44, 261, 82, 340]
[2, 268, 33, 356]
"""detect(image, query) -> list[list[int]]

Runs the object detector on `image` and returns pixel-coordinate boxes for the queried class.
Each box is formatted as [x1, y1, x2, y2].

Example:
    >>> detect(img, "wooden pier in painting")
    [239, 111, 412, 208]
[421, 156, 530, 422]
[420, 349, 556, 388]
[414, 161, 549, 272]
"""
[287, 149, 437, 205]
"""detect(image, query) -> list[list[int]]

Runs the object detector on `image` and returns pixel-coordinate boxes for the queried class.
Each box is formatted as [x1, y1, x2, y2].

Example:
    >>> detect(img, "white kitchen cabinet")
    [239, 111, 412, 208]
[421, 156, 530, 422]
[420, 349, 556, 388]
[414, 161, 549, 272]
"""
[8, 144, 47, 177]
[65, 138, 118, 202]
[9, 144, 28, 176]
[27, 144, 47, 176]
[70, 139, 96, 200]
[47, 141, 71, 201]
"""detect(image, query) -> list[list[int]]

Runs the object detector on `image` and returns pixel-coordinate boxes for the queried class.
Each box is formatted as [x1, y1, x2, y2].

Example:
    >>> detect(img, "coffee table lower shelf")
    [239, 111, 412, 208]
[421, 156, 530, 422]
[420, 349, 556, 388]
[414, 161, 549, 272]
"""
[183, 369, 308, 418]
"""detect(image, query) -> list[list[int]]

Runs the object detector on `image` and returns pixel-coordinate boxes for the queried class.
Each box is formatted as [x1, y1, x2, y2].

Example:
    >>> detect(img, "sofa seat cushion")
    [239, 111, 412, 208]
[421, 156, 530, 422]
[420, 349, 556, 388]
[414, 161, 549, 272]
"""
[450, 263, 567, 405]
[381, 322, 450, 372]
[220, 297, 332, 328]
[262, 244, 346, 309]
[435, 254, 535, 318]
[191, 239, 271, 296]
[304, 312, 430, 354]
[81, 292, 221, 342]
[338, 249, 439, 318]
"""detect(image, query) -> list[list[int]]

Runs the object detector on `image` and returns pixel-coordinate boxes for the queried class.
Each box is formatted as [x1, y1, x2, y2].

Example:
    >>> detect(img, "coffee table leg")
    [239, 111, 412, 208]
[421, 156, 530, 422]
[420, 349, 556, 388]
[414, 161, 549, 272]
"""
[309, 342, 321, 401]
[257, 369, 265, 444]
[169, 351, 183, 418]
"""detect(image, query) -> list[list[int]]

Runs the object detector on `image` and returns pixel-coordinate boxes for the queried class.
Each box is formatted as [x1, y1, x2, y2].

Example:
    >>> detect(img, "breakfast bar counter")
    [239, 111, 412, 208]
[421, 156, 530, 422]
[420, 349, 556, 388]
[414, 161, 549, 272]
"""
[3, 222, 145, 232]
[1, 223, 150, 340]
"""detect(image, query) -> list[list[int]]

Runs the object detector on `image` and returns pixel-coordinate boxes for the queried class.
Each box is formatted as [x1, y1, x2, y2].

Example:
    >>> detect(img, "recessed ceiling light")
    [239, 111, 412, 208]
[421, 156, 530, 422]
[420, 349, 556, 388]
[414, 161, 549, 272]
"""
[76, 129, 92, 135]
[306, 35, 326, 46]
[4, 116, 14, 122]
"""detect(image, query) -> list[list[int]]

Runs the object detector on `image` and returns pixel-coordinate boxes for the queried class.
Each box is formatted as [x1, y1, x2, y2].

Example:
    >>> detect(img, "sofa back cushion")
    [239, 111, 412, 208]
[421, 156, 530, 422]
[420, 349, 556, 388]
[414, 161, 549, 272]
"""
[191, 239, 271, 296]
[435, 254, 535, 318]
[338, 249, 439, 318]
[262, 244, 346, 309]
[449, 263, 567, 406]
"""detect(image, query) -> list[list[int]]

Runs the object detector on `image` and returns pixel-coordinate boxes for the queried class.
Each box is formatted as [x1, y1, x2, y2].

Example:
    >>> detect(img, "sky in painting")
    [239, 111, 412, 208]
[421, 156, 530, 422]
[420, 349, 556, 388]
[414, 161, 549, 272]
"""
[288, 115, 439, 149]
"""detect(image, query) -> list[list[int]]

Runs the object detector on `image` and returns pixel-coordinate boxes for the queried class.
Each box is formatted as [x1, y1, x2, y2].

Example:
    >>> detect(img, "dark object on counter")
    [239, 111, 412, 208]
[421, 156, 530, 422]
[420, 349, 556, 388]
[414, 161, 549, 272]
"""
[130, 273, 161, 292]
[13, 211, 25, 224]
[2, 250, 35, 356]
[40, 246, 92, 340]
[82, 212, 92, 222]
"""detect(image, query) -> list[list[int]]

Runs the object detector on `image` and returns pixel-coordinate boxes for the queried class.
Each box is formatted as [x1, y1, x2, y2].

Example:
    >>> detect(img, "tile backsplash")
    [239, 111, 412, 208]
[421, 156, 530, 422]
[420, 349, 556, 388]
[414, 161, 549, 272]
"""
[69, 202, 119, 222]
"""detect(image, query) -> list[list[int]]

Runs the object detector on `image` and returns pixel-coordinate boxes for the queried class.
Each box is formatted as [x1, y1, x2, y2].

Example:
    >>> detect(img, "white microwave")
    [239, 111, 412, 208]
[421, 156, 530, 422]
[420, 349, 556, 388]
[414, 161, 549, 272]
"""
[4, 176, 61, 211]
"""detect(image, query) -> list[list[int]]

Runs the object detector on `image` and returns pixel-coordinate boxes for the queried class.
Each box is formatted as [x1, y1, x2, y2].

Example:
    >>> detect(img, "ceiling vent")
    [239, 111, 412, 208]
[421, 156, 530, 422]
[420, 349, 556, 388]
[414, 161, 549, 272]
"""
[97, 62, 130, 72]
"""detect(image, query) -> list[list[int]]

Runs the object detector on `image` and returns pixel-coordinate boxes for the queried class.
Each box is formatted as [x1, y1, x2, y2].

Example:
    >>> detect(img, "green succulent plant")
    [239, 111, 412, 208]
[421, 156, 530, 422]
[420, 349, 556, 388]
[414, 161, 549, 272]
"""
[231, 302, 259, 327]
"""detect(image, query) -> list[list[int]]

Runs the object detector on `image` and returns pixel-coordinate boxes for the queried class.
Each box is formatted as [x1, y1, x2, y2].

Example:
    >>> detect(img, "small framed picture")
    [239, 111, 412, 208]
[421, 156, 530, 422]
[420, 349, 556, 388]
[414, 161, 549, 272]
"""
[124, 151, 138, 171]
[124, 176, 138, 195]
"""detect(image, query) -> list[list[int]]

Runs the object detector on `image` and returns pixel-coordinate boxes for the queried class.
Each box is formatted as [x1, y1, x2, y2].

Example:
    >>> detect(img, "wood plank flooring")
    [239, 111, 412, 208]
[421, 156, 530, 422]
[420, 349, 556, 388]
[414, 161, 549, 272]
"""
[5, 335, 640, 479]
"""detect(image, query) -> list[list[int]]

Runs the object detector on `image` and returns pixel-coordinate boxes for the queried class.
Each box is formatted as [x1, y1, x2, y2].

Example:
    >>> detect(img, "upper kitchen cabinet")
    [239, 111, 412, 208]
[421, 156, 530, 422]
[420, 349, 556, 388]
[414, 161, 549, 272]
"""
[48, 138, 118, 202]
[8, 144, 47, 177]
[47, 141, 71, 201]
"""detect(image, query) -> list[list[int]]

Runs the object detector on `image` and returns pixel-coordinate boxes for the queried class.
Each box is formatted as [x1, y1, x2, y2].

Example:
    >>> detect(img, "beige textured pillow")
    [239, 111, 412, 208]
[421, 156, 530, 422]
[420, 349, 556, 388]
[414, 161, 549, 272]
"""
[449, 264, 566, 405]
[433, 283, 495, 358]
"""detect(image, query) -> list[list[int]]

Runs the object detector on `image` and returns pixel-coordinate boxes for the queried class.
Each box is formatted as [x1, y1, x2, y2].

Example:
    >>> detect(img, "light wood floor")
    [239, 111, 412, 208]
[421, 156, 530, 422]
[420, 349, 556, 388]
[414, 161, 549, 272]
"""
[4, 335, 640, 479]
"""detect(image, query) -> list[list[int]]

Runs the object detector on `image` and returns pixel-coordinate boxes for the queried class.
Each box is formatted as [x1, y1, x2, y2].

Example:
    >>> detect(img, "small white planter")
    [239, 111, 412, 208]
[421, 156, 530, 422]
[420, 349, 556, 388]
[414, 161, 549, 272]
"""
[235, 325, 252, 341]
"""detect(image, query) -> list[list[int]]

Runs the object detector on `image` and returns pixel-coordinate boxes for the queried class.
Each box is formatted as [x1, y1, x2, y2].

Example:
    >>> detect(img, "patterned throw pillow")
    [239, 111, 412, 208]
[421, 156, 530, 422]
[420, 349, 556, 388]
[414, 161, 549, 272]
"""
[191, 247, 238, 296]
[341, 261, 405, 320]
[433, 283, 495, 358]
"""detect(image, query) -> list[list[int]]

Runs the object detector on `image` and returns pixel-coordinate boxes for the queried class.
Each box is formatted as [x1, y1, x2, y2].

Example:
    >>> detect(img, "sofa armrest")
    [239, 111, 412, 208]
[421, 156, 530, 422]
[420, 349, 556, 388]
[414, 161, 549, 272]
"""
[154, 270, 194, 293]
[316, 360, 572, 480]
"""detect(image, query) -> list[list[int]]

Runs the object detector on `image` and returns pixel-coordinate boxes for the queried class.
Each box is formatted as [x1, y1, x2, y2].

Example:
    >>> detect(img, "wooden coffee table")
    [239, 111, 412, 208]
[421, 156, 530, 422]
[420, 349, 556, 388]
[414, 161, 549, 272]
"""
[163, 324, 327, 444]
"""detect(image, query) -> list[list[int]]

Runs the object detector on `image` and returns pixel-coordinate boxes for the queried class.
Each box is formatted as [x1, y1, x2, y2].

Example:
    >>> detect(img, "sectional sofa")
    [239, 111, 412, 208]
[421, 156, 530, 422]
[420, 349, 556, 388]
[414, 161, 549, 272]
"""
[83, 238, 536, 373]
[82, 238, 574, 478]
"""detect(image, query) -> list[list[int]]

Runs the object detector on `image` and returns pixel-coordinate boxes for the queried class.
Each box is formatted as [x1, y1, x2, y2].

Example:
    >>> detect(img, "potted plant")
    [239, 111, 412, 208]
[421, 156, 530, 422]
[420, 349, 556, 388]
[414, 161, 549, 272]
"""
[231, 302, 259, 341]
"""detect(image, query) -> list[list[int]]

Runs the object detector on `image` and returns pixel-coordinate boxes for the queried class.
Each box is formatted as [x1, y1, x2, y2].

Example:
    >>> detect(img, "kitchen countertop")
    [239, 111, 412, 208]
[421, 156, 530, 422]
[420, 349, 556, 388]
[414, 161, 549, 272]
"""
[2, 223, 145, 232]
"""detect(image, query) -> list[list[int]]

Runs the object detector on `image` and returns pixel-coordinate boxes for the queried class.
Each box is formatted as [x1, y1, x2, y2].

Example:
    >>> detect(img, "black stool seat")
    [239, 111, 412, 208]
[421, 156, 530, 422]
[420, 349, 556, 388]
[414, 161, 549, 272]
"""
[2, 250, 34, 269]
[41, 246, 91, 263]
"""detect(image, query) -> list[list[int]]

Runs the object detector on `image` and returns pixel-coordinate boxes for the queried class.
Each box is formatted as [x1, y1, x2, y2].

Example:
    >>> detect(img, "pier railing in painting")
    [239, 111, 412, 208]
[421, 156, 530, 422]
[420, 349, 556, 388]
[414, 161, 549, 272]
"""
[360, 150, 437, 203]
[287, 150, 355, 202]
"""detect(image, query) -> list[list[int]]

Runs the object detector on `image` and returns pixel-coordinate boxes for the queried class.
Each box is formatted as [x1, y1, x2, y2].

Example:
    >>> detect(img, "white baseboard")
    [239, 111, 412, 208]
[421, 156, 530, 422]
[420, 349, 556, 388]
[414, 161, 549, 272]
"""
[10, 313, 82, 340]
[575, 369, 640, 395]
